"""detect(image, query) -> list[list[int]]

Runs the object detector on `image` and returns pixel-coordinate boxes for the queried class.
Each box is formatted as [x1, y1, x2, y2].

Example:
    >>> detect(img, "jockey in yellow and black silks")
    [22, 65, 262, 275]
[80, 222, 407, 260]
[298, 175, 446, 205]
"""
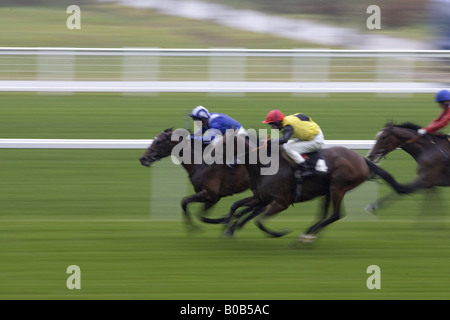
[262, 109, 324, 178]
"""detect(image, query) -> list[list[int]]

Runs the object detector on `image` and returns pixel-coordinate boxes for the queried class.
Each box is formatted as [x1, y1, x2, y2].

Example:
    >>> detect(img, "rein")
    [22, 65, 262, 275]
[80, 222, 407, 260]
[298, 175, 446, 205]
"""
[251, 134, 269, 152]
[429, 135, 450, 160]
[399, 132, 449, 160]
[405, 134, 421, 144]
[398, 135, 418, 151]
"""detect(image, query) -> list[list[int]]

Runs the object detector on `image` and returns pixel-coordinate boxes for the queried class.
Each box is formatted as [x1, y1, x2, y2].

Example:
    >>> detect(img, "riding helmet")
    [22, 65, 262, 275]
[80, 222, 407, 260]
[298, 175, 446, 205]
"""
[262, 110, 285, 123]
[189, 105, 210, 119]
[435, 89, 450, 102]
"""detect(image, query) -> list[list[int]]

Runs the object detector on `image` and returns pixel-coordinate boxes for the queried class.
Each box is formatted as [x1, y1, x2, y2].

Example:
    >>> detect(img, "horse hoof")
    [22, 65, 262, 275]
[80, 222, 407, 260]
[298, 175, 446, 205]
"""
[222, 229, 235, 238]
[298, 234, 316, 243]
[365, 203, 377, 215]
[186, 224, 202, 233]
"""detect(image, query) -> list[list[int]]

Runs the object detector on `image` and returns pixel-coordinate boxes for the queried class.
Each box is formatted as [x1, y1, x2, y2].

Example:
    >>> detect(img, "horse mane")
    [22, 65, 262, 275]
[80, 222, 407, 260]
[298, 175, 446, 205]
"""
[387, 122, 449, 138]
[392, 122, 422, 131]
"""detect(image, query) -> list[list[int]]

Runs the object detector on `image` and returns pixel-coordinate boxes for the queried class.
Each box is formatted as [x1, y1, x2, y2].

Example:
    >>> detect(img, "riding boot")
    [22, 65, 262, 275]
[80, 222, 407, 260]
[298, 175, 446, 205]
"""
[295, 162, 314, 178]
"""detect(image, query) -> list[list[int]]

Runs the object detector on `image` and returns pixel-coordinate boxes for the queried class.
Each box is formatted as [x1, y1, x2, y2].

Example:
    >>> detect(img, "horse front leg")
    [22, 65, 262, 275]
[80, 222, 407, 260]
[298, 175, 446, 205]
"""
[365, 190, 399, 214]
[254, 200, 291, 238]
[222, 196, 262, 237]
[181, 190, 215, 231]
[365, 174, 432, 214]
[225, 205, 266, 237]
[198, 201, 224, 224]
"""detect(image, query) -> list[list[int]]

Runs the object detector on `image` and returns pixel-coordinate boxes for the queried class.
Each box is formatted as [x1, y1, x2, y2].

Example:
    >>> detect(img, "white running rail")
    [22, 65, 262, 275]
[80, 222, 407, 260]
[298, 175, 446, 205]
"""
[1, 48, 449, 93]
[0, 139, 375, 150]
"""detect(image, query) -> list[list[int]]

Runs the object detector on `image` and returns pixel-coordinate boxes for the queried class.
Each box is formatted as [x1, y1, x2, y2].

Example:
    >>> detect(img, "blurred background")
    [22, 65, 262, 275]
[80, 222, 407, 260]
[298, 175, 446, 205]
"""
[1, 0, 449, 49]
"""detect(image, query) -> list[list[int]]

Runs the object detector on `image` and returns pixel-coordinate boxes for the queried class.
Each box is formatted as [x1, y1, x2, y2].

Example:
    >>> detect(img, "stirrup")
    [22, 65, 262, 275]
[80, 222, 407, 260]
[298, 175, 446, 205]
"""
[296, 165, 313, 178]
[294, 169, 302, 180]
[295, 180, 302, 199]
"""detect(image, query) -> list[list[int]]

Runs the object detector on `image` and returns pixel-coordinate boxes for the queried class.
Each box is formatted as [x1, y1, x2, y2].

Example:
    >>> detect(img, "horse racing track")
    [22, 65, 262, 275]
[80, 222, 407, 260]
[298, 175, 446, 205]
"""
[0, 148, 449, 300]
[0, 93, 449, 300]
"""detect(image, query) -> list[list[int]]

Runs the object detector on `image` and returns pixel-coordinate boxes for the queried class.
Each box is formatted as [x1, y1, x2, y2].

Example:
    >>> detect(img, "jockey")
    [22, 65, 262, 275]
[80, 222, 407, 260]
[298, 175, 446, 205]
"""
[418, 89, 450, 135]
[188, 105, 246, 144]
[263, 109, 324, 178]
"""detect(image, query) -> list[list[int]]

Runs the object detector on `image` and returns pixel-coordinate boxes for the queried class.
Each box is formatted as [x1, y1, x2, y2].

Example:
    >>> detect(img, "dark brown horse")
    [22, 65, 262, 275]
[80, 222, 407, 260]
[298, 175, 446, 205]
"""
[220, 134, 405, 242]
[139, 128, 250, 228]
[365, 122, 449, 212]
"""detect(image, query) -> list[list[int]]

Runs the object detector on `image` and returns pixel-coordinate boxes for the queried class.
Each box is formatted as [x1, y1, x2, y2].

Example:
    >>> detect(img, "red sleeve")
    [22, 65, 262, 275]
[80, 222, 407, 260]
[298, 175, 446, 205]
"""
[424, 108, 450, 133]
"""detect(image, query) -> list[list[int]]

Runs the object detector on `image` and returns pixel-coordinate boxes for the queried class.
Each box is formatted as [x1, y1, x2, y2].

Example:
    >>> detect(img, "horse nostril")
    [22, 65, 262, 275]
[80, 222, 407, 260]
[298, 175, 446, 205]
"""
[139, 157, 149, 166]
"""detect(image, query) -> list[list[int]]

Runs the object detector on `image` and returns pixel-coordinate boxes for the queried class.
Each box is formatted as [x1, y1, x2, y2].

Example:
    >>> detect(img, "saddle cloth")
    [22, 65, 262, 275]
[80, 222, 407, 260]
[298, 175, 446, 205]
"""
[281, 148, 329, 174]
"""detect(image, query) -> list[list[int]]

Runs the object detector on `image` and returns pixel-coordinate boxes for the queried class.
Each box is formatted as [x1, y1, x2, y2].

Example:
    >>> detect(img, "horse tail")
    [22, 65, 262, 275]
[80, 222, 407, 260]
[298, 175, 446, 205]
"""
[364, 158, 408, 194]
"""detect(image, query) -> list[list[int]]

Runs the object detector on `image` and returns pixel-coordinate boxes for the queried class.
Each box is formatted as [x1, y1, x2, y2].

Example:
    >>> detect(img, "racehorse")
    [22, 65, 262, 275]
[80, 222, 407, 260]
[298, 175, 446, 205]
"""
[365, 122, 449, 211]
[139, 128, 250, 229]
[219, 133, 406, 242]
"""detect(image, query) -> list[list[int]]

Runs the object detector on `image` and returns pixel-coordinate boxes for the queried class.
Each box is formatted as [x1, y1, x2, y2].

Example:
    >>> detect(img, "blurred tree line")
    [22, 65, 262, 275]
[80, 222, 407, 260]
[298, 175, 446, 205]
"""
[208, 0, 426, 28]
[1, 0, 90, 6]
[2, 0, 428, 28]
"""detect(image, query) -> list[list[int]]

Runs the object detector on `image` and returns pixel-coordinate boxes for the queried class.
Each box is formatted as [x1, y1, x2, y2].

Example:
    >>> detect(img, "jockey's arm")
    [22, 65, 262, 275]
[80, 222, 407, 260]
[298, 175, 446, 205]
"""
[423, 107, 450, 133]
[277, 125, 294, 144]
[191, 128, 222, 142]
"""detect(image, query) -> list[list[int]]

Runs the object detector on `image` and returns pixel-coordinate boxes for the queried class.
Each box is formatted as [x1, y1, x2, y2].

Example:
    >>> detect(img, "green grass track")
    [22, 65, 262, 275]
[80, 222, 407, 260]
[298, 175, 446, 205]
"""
[0, 220, 449, 299]
[0, 92, 449, 299]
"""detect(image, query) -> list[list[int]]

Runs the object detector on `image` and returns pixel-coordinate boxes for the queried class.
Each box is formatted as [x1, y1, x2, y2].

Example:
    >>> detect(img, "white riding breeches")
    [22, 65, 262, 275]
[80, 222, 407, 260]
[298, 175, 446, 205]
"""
[283, 129, 324, 164]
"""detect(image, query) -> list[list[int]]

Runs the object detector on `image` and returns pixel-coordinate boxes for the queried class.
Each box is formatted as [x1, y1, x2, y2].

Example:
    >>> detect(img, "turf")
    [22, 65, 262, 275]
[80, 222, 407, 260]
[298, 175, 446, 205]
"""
[0, 220, 448, 300]
[0, 92, 438, 140]
[0, 92, 449, 300]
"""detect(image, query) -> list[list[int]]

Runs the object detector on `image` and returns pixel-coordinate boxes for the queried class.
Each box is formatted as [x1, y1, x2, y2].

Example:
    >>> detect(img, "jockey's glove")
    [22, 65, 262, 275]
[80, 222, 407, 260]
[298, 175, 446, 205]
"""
[417, 128, 427, 136]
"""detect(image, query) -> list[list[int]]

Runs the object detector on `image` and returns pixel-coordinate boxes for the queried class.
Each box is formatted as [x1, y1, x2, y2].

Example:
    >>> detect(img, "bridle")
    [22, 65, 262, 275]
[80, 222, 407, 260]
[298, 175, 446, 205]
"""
[146, 148, 164, 162]
[146, 132, 171, 162]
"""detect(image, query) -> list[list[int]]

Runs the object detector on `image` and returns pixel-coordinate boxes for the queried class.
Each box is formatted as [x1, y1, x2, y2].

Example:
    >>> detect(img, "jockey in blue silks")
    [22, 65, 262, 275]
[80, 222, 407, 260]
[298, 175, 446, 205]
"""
[188, 105, 246, 143]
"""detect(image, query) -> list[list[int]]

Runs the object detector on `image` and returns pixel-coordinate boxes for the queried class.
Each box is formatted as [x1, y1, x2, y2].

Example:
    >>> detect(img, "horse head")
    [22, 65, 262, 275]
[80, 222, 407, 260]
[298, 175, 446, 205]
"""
[139, 128, 176, 167]
[366, 122, 422, 163]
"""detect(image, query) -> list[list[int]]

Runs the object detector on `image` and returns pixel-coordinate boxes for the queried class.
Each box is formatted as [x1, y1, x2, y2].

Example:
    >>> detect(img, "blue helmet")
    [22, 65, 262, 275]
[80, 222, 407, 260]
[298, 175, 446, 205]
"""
[435, 89, 450, 102]
[189, 105, 210, 119]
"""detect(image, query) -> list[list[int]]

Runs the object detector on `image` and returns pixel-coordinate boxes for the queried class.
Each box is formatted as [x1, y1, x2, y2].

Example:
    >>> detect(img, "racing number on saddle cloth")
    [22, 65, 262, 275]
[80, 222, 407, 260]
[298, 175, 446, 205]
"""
[302, 152, 328, 174]
[315, 159, 328, 173]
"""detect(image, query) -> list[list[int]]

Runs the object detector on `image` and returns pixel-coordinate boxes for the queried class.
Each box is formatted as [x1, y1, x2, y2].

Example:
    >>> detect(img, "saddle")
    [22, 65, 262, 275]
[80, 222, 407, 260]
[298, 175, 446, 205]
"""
[281, 148, 329, 201]
[280, 148, 329, 176]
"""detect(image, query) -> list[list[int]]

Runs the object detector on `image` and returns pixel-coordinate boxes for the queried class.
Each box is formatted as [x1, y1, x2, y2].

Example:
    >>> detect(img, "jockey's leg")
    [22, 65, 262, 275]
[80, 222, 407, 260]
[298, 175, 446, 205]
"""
[284, 140, 314, 178]
[284, 130, 325, 178]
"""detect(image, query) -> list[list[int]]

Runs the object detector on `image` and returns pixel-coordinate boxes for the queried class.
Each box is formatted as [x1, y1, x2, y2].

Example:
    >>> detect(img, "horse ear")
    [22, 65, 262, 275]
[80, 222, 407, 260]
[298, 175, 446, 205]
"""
[385, 120, 395, 128]
[163, 127, 174, 133]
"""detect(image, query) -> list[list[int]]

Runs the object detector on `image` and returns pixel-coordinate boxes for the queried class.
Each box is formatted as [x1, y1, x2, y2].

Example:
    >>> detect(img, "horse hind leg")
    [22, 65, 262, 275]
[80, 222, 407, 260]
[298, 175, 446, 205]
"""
[254, 201, 292, 238]
[301, 188, 345, 241]
[296, 191, 331, 244]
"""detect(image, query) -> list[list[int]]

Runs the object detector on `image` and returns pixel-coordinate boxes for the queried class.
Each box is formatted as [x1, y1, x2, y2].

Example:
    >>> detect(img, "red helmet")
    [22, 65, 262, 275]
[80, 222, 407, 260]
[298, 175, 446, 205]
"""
[262, 110, 285, 123]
